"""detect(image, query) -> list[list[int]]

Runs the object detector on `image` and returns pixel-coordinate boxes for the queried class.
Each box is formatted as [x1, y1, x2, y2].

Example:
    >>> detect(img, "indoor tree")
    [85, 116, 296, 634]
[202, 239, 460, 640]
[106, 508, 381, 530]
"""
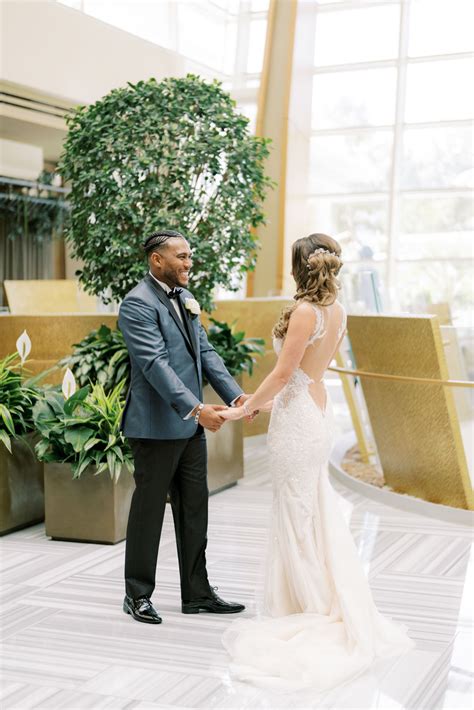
[59, 75, 272, 311]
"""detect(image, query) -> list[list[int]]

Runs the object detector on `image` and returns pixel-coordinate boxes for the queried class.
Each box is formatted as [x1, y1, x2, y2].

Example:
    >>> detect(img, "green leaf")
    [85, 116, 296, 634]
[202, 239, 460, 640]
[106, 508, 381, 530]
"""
[0, 430, 12, 453]
[64, 426, 95, 452]
[83, 437, 101, 451]
[63, 385, 90, 415]
[0, 404, 15, 436]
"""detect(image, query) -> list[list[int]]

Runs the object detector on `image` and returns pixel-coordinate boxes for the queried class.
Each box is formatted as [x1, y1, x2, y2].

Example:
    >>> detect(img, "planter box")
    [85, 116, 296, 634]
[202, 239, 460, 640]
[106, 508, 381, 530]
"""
[204, 383, 244, 494]
[0, 433, 44, 536]
[44, 463, 135, 544]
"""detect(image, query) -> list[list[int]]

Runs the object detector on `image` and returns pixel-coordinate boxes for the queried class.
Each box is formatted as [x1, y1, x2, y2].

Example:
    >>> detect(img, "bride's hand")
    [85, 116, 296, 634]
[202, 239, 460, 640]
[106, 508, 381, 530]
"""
[220, 406, 245, 421]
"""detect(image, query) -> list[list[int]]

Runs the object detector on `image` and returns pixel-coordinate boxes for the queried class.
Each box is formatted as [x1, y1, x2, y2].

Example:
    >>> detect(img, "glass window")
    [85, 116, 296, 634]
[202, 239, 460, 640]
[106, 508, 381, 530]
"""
[397, 232, 474, 261]
[408, 0, 474, 57]
[178, 4, 228, 69]
[309, 132, 393, 194]
[405, 58, 474, 123]
[395, 262, 473, 325]
[73, 1, 266, 80]
[307, 197, 389, 260]
[247, 18, 267, 73]
[312, 68, 397, 129]
[398, 196, 473, 260]
[83, 1, 172, 49]
[314, 5, 400, 67]
[251, 0, 270, 12]
[401, 126, 473, 190]
[290, 0, 473, 325]
[339, 262, 388, 314]
[400, 196, 473, 234]
[236, 102, 258, 133]
[211, 0, 240, 12]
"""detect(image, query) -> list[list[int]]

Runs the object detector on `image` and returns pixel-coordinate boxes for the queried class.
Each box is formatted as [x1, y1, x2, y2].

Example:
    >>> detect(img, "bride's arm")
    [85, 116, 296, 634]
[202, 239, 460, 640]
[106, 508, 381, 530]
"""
[238, 304, 316, 415]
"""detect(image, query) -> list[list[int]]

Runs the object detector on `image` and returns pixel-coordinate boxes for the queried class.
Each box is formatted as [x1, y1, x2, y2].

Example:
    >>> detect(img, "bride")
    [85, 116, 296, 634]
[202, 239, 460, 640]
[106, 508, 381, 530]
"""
[220, 233, 413, 691]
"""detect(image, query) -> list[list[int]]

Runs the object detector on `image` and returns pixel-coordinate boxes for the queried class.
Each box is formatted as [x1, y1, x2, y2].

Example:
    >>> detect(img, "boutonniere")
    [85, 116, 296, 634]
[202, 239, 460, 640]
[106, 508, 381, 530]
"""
[184, 297, 201, 319]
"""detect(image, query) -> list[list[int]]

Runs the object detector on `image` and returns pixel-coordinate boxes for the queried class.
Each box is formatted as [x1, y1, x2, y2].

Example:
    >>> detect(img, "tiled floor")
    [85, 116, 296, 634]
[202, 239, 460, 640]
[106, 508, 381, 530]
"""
[1, 436, 473, 709]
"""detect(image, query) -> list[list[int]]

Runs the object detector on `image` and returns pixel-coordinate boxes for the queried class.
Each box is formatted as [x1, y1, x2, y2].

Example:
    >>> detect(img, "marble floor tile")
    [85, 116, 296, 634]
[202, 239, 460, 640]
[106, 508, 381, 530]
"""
[0, 435, 472, 709]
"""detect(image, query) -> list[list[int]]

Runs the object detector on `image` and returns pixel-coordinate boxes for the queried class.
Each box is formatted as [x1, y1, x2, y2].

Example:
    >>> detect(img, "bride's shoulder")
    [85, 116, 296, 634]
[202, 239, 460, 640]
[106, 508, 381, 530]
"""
[289, 301, 320, 331]
[293, 301, 319, 318]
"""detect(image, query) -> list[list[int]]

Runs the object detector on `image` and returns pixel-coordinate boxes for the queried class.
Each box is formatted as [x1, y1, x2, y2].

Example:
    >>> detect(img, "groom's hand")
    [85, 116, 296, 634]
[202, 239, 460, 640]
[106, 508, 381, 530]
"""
[198, 404, 227, 432]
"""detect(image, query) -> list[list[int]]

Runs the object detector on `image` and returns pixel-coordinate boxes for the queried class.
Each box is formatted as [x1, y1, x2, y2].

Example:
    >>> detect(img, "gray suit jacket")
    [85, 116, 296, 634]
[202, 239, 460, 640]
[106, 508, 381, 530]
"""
[118, 274, 243, 439]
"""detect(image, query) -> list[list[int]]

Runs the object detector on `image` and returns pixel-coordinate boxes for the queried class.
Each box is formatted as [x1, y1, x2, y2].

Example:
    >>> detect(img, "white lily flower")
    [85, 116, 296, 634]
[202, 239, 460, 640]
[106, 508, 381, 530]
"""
[62, 368, 77, 400]
[16, 330, 32, 365]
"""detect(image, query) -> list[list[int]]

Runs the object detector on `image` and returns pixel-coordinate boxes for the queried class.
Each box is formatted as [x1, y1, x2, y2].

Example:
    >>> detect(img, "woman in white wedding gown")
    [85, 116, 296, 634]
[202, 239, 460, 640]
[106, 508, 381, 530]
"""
[221, 233, 413, 691]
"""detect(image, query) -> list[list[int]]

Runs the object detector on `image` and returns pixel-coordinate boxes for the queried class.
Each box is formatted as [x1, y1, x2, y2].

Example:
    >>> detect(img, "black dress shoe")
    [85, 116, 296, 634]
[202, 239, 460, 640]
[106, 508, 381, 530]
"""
[123, 595, 162, 624]
[182, 587, 245, 615]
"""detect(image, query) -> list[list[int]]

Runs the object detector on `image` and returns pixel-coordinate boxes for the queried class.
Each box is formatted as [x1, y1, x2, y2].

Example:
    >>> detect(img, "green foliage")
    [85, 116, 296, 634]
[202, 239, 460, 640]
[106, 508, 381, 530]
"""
[0, 353, 37, 453]
[32, 382, 133, 481]
[59, 324, 130, 392]
[205, 318, 265, 379]
[59, 75, 272, 312]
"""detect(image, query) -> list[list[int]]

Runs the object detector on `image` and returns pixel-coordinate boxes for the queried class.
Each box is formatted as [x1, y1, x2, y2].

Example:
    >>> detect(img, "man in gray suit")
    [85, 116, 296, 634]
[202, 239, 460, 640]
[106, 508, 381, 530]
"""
[118, 229, 247, 624]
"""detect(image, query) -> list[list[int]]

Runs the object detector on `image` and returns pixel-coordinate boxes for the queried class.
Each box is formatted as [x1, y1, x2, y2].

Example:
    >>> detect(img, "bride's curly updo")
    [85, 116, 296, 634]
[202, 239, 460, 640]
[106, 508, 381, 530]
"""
[272, 233, 343, 340]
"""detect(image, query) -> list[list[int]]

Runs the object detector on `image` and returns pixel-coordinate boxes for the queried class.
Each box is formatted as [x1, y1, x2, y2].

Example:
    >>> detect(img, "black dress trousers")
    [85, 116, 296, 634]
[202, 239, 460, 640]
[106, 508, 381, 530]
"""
[124, 429, 211, 602]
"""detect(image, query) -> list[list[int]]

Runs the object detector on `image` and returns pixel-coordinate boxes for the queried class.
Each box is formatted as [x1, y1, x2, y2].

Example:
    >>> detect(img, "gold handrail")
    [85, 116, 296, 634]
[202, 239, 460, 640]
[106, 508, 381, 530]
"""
[328, 366, 474, 388]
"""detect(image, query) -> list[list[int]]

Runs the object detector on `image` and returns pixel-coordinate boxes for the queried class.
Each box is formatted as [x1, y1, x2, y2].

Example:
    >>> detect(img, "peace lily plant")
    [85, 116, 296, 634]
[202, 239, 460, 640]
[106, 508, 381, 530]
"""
[0, 330, 38, 453]
[33, 369, 133, 481]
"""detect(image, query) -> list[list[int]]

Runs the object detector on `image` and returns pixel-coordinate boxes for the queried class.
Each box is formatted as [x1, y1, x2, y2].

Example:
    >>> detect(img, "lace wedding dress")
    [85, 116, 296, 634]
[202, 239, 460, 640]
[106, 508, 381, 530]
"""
[222, 301, 412, 691]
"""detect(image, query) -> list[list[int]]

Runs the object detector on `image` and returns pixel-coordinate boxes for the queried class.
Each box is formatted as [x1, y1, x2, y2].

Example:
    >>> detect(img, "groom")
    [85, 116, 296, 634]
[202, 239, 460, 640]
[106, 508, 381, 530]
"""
[118, 229, 247, 624]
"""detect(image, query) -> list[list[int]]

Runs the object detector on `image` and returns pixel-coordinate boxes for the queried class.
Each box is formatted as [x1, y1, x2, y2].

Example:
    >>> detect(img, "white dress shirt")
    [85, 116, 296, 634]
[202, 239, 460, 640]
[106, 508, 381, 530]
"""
[149, 272, 183, 323]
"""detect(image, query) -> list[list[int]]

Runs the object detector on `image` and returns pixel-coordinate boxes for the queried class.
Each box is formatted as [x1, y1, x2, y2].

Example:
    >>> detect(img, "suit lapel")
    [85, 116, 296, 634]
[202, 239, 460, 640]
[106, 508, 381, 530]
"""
[178, 294, 199, 358]
[145, 274, 196, 360]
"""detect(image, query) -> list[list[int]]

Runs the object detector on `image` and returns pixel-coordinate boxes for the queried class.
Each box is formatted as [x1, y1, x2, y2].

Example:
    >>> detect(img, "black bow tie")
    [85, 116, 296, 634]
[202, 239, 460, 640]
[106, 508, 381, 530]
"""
[167, 287, 183, 300]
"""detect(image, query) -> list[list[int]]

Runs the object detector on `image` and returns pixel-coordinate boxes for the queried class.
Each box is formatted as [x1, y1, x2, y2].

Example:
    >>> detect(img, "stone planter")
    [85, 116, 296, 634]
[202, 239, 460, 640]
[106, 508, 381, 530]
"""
[204, 382, 244, 494]
[0, 433, 44, 535]
[44, 463, 135, 544]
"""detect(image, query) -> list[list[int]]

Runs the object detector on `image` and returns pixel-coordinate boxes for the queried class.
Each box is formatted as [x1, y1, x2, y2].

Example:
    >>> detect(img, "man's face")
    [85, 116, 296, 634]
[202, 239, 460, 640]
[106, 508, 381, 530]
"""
[150, 237, 192, 288]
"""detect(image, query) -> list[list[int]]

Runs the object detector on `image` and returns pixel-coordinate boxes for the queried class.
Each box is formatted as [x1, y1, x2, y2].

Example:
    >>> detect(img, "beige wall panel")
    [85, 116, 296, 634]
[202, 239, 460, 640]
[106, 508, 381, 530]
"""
[4, 280, 97, 315]
[203, 297, 290, 339]
[348, 314, 472, 510]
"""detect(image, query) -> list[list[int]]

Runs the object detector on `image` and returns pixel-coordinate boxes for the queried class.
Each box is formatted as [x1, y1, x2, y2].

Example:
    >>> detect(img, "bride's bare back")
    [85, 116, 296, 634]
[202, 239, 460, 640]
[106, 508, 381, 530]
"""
[299, 301, 347, 413]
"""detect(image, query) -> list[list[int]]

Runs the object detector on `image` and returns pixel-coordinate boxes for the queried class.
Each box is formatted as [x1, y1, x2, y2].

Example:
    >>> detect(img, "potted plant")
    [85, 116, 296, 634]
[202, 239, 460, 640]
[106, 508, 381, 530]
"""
[60, 321, 264, 493]
[0, 333, 44, 535]
[58, 324, 130, 392]
[33, 379, 134, 543]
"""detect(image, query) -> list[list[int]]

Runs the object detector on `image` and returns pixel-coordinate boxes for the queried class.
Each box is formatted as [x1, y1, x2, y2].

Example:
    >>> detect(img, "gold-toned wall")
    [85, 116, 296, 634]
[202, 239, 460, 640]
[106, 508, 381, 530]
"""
[347, 314, 473, 510]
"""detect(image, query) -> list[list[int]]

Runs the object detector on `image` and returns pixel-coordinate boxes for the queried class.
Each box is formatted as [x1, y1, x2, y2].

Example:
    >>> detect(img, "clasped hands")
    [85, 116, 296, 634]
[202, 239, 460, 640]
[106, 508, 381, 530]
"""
[196, 395, 258, 433]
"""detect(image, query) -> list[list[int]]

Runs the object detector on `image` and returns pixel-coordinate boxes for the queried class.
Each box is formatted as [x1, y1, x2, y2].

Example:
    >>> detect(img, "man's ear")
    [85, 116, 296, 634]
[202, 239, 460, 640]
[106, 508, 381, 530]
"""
[149, 251, 162, 269]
